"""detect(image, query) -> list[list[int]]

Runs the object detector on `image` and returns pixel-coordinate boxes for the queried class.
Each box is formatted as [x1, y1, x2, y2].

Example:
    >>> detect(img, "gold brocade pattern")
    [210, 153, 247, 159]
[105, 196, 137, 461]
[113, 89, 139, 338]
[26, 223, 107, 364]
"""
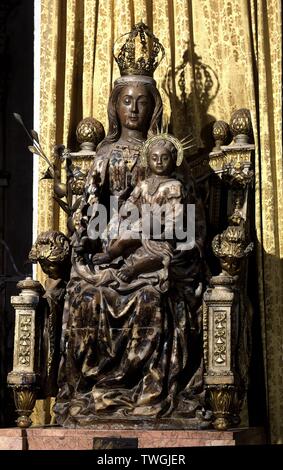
[252, 0, 283, 445]
[38, 0, 282, 443]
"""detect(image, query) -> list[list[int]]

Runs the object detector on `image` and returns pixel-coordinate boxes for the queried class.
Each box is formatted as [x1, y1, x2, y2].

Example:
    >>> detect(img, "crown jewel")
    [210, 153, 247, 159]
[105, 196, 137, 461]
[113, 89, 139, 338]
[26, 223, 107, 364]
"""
[113, 22, 165, 77]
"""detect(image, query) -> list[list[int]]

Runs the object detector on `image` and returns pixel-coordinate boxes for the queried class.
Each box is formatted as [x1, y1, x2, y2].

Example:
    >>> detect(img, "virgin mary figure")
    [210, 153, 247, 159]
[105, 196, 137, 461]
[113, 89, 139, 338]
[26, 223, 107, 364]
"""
[54, 23, 207, 427]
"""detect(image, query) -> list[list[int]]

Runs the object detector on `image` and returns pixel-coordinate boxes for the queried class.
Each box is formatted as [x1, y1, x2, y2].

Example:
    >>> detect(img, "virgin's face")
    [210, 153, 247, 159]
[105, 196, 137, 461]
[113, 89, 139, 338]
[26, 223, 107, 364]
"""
[116, 84, 153, 131]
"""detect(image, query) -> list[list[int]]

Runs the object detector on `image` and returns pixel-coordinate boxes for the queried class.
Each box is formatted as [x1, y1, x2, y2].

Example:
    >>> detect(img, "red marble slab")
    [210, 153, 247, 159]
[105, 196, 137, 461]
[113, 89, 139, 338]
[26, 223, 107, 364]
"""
[0, 428, 24, 450]
[0, 427, 265, 450]
[25, 427, 265, 450]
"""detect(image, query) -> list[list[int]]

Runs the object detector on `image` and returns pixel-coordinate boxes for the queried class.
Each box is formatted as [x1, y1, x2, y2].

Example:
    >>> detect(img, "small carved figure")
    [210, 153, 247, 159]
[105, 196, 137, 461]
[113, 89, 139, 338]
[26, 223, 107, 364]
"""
[29, 231, 71, 281]
[29, 231, 71, 396]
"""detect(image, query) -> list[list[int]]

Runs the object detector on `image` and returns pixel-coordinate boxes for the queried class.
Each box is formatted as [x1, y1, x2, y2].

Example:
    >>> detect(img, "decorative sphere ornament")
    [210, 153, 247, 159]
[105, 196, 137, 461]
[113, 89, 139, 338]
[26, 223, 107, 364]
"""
[17, 415, 32, 428]
[76, 117, 105, 149]
[212, 120, 230, 150]
[230, 108, 252, 144]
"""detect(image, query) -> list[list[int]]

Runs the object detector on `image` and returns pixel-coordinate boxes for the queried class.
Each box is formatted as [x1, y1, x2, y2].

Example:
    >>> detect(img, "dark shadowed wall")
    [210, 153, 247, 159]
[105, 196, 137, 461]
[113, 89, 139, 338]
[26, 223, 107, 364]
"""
[0, 0, 33, 426]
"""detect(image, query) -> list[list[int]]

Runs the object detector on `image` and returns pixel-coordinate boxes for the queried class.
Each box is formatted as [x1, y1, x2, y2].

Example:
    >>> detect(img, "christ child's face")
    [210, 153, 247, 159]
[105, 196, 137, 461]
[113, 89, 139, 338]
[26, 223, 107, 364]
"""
[148, 144, 175, 176]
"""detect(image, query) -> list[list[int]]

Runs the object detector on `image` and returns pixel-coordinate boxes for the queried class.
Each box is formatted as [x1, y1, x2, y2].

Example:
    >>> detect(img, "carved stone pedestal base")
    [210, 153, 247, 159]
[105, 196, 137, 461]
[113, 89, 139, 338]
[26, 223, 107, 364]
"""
[0, 427, 265, 450]
[207, 385, 236, 430]
[7, 277, 43, 428]
[11, 385, 37, 428]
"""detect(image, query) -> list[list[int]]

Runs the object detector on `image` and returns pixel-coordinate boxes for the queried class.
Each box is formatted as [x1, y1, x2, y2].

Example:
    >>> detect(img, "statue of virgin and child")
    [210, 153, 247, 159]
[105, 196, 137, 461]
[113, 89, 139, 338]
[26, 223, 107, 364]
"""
[53, 23, 208, 427]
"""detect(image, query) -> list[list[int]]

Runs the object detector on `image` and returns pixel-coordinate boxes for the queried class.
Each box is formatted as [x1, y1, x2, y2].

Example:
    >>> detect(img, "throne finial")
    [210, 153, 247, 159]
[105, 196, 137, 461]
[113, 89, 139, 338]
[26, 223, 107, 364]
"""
[113, 22, 165, 77]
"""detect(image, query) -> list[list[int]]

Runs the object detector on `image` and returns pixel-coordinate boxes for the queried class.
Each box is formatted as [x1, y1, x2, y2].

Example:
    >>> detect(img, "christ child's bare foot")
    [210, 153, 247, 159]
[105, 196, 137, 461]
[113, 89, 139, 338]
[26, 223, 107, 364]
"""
[118, 266, 136, 282]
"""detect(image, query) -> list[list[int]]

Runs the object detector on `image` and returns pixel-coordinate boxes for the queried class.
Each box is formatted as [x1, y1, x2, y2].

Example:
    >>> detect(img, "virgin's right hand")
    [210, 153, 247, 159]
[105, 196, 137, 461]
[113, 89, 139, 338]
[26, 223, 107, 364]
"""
[73, 236, 101, 255]
[72, 236, 89, 254]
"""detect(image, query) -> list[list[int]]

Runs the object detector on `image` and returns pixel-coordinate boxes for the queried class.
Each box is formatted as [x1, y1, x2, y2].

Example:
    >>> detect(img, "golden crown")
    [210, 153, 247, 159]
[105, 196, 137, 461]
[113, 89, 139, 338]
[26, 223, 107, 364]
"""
[113, 22, 165, 77]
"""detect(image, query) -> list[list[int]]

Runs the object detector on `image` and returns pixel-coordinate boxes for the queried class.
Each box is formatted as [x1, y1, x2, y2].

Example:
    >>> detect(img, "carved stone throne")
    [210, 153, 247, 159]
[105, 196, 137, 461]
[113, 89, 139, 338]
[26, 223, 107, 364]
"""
[7, 107, 255, 435]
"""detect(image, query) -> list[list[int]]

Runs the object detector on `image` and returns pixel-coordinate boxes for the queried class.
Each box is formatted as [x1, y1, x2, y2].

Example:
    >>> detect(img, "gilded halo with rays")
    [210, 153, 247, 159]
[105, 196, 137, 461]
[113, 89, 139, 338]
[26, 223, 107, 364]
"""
[140, 132, 196, 167]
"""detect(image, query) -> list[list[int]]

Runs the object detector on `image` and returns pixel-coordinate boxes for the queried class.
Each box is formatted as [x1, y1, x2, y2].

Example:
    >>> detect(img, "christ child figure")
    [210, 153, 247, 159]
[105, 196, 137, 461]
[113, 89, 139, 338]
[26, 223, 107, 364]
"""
[92, 134, 186, 283]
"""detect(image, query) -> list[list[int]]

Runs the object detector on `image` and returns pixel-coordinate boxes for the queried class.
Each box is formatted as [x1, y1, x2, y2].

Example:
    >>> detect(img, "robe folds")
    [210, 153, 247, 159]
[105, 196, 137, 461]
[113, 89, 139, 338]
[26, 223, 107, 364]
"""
[54, 143, 206, 426]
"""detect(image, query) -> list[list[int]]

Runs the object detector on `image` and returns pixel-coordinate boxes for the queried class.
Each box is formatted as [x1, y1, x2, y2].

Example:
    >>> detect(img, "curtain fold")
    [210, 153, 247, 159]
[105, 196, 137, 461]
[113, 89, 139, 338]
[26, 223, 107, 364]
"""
[38, 0, 282, 443]
[251, 0, 283, 444]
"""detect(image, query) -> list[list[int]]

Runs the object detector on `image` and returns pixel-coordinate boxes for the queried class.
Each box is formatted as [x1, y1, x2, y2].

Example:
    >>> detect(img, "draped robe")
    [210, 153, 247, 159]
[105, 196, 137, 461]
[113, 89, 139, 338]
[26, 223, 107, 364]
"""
[54, 142, 206, 426]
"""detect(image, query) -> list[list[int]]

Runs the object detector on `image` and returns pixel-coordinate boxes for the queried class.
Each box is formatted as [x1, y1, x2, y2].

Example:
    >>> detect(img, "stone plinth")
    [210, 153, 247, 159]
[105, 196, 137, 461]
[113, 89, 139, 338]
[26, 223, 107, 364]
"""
[0, 428, 24, 450]
[0, 427, 265, 450]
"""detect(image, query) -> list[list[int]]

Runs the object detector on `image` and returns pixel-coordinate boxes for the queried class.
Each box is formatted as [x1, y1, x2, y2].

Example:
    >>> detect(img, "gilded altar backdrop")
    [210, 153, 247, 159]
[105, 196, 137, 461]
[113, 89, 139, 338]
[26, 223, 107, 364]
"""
[37, 0, 282, 443]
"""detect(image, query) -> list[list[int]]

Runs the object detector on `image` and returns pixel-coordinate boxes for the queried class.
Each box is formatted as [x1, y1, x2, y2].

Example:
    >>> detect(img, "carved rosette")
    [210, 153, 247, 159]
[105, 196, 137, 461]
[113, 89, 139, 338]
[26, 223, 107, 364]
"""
[7, 277, 43, 428]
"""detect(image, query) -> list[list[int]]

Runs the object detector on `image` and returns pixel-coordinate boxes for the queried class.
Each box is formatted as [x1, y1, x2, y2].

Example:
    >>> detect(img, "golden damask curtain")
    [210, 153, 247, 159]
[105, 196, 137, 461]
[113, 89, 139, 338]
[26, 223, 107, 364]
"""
[38, 0, 282, 443]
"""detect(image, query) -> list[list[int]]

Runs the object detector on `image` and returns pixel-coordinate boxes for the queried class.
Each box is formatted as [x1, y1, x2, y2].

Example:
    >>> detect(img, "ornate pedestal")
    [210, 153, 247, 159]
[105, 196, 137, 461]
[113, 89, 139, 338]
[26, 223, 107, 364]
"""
[7, 277, 43, 428]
